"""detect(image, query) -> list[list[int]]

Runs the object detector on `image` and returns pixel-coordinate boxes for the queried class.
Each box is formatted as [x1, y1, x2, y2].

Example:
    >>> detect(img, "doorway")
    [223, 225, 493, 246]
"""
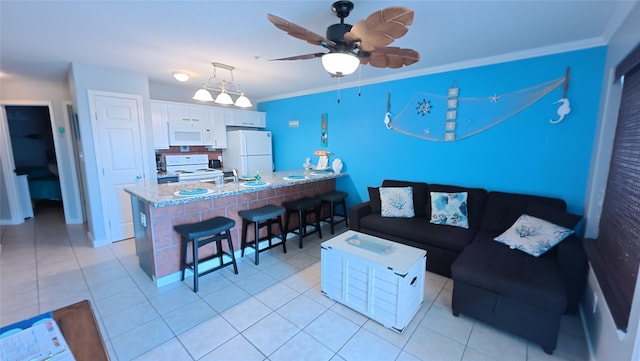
[5, 105, 63, 217]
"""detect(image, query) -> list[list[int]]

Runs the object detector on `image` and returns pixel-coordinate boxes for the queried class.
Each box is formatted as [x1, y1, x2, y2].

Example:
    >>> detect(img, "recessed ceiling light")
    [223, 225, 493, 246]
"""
[172, 72, 189, 82]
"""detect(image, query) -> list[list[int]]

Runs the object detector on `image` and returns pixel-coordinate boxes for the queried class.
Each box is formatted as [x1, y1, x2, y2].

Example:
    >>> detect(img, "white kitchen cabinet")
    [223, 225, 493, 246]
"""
[208, 108, 228, 149]
[226, 109, 266, 128]
[150, 101, 169, 149]
[166, 103, 210, 124]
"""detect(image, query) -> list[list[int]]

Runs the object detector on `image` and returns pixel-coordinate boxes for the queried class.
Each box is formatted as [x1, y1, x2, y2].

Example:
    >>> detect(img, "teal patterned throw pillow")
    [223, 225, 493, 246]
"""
[494, 214, 574, 257]
[380, 187, 415, 218]
[430, 192, 469, 228]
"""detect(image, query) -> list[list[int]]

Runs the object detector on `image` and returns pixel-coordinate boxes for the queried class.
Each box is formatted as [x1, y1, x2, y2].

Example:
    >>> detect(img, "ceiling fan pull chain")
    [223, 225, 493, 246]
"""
[358, 66, 362, 96]
[337, 77, 341, 103]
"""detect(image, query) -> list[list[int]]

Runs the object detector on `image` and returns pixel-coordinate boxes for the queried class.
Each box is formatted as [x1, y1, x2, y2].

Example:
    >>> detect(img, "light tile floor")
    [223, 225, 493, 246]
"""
[0, 203, 590, 361]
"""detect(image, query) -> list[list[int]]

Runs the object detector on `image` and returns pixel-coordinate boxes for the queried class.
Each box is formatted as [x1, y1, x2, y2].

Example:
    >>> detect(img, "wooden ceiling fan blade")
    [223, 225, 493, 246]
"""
[269, 53, 326, 61]
[346, 7, 414, 51]
[367, 47, 420, 68]
[267, 14, 335, 47]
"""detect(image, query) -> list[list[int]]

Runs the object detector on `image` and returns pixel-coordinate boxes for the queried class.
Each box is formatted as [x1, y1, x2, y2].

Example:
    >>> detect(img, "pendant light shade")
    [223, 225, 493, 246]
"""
[214, 91, 233, 105]
[192, 88, 214, 101]
[322, 52, 360, 76]
[234, 93, 252, 108]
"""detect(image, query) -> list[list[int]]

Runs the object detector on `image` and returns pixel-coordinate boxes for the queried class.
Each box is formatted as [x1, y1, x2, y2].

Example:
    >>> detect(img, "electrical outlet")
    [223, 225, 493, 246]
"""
[592, 292, 598, 314]
[140, 212, 147, 228]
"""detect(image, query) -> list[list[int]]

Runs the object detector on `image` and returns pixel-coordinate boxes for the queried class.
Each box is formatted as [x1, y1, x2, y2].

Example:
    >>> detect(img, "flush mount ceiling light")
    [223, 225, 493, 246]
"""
[172, 71, 190, 82]
[192, 62, 252, 108]
[321, 52, 360, 76]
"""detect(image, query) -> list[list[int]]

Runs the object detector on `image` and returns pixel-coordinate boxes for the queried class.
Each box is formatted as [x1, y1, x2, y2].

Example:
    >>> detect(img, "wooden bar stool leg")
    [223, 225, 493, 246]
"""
[180, 236, 187, 281]
[227, 231, 238, 274]
[342, 199, 349, 228]
[254, 220, 260, 265]
[329, 200, 336, 234]
[277, 215, 287, 254]
[298, 209, 304, 249]
[315, 205, 323, 239]
[192, 238, 199, 293]
[241, 220, 249, 257]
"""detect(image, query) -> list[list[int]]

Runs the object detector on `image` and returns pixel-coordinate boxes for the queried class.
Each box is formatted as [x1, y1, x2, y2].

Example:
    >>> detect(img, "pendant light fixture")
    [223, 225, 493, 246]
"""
[192, 62, 252, 108]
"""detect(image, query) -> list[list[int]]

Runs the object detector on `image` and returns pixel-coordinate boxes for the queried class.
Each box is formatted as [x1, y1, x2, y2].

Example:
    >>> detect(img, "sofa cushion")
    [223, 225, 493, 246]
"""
[494, 214, 575, 257]
[368, 187, 381, 213]
[480, 192, 566, 233]
[429, 184, 487, 229]
[525, 202, 582, 229]
[360, 213, 476, 253]
[430, 191, 469, 228]
[382, 180, 429, 217]
[380, 187, 415, 218]
[452, 230, 567, 313]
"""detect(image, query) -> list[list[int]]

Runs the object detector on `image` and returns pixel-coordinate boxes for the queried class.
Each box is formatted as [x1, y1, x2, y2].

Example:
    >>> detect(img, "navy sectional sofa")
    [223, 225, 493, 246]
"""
[348, 179, 588, 354]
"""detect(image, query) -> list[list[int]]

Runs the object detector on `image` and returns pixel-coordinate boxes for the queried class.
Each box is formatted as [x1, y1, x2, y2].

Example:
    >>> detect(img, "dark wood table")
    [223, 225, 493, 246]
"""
[52, 300, 110, 361]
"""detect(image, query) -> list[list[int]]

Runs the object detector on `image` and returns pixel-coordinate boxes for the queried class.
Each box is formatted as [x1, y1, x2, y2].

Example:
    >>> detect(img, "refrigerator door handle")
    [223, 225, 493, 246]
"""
[242, 156, 249, 176]
[241, 134, 247, 156]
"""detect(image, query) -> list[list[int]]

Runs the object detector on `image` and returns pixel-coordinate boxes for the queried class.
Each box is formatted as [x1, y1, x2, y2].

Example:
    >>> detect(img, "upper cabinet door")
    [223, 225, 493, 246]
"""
[150, 101, 169, 149]
[209, 108, 227, 149]
[166, 104, 191, 122]
[226, 109, 267, 128]
[189, 106, 210, 123]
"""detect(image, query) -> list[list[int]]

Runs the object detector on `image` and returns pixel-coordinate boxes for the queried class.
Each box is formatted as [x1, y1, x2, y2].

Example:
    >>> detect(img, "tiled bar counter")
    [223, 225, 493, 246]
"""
[125, 171, 345, 286]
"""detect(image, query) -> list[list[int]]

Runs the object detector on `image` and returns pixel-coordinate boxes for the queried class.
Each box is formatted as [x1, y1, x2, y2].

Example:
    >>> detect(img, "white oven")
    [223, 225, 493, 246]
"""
[168, 120, 213, 146]
[164, 154, 223, 182]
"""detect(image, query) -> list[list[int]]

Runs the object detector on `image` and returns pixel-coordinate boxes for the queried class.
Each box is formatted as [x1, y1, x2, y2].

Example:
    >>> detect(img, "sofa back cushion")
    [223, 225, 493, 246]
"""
[368, 187, 382, 213]
[429, 184, 487, 229]
[381, 180, 430, 217]
[481, 191, 566, 233]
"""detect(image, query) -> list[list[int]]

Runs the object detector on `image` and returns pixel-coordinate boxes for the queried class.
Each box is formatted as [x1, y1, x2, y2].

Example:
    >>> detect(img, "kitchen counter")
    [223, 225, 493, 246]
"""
[125, 170, 346, 285]
[127, 170, 345, 207]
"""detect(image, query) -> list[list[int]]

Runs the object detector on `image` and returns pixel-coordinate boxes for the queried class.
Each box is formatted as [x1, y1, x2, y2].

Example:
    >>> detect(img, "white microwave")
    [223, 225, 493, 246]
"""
[168, 120, 213, 146]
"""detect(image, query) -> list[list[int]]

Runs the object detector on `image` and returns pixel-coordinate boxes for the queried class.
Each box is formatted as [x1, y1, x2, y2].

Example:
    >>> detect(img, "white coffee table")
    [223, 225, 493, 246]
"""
[320, 230, 426, 332]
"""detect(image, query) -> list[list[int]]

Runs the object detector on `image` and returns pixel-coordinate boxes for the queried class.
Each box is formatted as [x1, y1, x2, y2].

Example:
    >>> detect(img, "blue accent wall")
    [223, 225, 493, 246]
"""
[259, 47, 606, 214]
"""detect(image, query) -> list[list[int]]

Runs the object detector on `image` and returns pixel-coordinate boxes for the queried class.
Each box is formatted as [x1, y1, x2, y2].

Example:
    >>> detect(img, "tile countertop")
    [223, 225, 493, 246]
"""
[125, 170, 347, 208]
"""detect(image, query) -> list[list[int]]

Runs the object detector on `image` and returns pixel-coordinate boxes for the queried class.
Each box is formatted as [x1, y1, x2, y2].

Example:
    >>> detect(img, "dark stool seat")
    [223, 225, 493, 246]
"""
[319, 191, 348, 234]
[238, 204, 286, 265]
[174, 216, 238, 292]
[283, 197, 322, 249]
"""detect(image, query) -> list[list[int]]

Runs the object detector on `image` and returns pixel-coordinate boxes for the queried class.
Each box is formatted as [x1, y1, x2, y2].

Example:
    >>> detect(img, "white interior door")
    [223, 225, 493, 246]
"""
[91, 92, 145, 242]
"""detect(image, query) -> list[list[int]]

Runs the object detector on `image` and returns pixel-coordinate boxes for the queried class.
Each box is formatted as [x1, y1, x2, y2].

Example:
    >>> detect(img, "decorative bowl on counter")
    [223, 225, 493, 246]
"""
[173, 188, 214, 197]
[241, 181, 270, 187]
[283, 175, 308, 181]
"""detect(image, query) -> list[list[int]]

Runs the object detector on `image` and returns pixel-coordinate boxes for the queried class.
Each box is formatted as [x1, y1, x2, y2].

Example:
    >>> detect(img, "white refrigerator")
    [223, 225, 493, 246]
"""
[223, 130, 273, 176]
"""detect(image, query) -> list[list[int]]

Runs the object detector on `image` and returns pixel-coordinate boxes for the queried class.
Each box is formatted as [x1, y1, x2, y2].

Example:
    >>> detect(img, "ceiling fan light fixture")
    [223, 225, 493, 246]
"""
[193, 87, 214, 101]
[234, 92, 252, 108]
[322, 52, 360, 76]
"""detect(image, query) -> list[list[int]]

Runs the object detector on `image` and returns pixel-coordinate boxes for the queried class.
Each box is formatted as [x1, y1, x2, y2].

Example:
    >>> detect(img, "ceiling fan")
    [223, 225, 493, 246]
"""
[267, 0, 420, 77]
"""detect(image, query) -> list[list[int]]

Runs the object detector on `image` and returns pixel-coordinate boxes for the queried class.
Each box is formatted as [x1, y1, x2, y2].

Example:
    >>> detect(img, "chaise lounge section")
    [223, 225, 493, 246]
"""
[348, 179, 588, 354]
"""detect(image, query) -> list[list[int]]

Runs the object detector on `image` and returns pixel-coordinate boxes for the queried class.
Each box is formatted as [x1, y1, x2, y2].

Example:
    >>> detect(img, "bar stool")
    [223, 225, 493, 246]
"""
[174, 216, 238, 293]
[283, 197, 322, 249]
[319, 191, 349, 234]
[238, 204, 287, 265]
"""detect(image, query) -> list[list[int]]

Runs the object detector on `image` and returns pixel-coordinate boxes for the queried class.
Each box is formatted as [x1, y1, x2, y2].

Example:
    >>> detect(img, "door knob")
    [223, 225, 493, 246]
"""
[136, 175, 142, 179]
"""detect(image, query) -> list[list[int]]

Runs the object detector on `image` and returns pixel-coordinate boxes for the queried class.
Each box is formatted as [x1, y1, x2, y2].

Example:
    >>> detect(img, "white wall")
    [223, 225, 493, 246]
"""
[583, 2, 640, 360]
[67, 63, 155, 246]
[0, 76, 83, 224]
